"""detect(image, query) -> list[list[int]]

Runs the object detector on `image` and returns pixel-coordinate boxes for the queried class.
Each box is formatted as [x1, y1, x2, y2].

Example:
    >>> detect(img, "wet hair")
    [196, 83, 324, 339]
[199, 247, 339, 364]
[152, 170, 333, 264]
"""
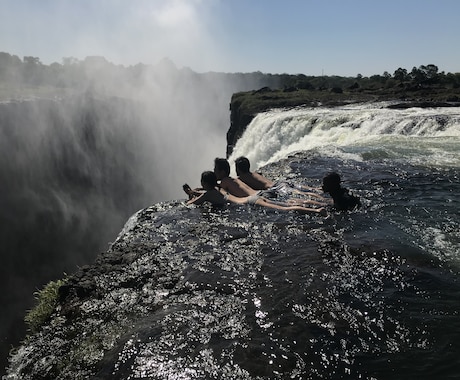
[201, 171, 218, 188]
[214, 158, 230, 176]
[322, 172, 342, 192]
[323, 172, 341, 183]
[235, 156, 250, 173]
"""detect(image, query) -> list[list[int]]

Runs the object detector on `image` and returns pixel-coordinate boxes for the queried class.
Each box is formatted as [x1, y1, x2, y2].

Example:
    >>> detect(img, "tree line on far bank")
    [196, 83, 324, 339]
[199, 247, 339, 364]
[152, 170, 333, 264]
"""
[0, 51, 459, 96]
[280, 64, 460, 94]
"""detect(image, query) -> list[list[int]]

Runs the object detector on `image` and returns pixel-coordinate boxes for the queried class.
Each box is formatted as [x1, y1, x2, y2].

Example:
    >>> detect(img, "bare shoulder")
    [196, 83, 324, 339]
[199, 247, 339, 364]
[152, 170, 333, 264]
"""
[189, 188, 225, 206]
[240, 172, 273, 190]
[254, 172, 273, 185]
[219, 177, 233, 190]
[206, 189, 226, 205]
[221, 177, 240, 192]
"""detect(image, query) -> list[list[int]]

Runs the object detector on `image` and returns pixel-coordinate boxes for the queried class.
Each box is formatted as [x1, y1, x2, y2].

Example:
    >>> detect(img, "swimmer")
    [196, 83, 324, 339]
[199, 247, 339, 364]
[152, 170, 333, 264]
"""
[322, 172, 361, 211]
[214, 157, 258, 197]
[234, 156, 327, 202]
[184, 171, 327, 215]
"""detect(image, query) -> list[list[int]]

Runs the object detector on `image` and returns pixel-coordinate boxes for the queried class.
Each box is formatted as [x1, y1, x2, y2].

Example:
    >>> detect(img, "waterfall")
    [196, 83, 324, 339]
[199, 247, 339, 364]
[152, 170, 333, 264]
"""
[228, 104, 460, 170]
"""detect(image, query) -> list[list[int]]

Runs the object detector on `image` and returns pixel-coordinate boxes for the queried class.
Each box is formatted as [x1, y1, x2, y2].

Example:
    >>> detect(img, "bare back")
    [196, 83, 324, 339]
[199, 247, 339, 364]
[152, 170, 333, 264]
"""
[219, 176, 258, 197]
[238, 172, 274, 190]
[187, 188, 226, 206]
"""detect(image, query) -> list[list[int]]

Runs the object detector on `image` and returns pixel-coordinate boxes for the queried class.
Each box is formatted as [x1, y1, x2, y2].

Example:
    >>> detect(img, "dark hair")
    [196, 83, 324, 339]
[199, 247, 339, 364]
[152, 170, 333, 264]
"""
[235, 156, 250, 173]
[201, 171, 218, 188]
[323, 172, 341, 183]
[322, 172, 341, 192]
[214, 158, 230, 176]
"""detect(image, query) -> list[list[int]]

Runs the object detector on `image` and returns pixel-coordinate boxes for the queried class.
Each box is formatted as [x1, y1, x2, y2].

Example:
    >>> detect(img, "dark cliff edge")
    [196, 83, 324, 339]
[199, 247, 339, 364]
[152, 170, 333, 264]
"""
[227, 86, 460, 157]
[5, 154, 460, 379]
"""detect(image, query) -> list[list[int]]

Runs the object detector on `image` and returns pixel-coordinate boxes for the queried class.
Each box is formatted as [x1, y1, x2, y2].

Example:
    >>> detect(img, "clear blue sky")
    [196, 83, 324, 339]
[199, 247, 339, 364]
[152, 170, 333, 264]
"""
[1, 0, 459, 77]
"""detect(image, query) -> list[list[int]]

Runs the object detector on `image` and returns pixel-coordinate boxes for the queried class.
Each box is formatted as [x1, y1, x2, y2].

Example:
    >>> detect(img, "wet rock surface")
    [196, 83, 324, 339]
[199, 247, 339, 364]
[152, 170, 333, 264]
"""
[5, 155, 460, 379]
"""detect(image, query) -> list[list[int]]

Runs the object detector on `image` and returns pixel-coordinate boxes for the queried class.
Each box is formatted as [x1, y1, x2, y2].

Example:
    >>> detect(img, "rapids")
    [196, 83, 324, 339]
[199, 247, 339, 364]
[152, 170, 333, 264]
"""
[228, 103, 460, 170]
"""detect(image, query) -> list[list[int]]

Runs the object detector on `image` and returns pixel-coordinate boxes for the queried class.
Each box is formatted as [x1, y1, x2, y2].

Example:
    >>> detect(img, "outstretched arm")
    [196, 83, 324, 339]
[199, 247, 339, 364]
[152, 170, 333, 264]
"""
[186, 188, 227, 206]
[187, 192, 207, 205]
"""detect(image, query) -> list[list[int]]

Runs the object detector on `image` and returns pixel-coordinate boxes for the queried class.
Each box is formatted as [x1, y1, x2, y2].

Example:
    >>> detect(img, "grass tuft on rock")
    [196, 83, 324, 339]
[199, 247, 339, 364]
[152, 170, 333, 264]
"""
[25, 278, 66, 333]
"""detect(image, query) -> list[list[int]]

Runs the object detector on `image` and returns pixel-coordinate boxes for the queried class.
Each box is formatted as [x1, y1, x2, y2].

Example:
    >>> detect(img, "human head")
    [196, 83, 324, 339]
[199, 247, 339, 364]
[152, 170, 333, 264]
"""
[235, 156, 250, 176]
[322, 172, 342, 193]
[214, 158, 230, 179]
[201, 171, 218, 190]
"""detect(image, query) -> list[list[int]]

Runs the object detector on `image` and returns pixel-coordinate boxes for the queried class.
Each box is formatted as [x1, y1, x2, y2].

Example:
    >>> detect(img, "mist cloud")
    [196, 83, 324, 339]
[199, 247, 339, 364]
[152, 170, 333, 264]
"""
[0, 52, 276, 372]
[0, 1, 255, 371]
[1, 0, 222, 71]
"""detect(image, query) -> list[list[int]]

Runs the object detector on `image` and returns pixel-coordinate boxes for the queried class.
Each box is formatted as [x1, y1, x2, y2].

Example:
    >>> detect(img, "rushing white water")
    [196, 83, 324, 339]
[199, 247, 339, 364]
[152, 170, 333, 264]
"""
[228, 104, 460, 171]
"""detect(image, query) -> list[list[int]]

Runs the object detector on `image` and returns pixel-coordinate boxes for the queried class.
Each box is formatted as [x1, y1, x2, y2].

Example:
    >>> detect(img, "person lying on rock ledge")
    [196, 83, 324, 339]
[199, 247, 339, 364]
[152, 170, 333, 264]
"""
[183, 171, 327, 215]
[212, 157, 325, 208]
[234, 156, 327, 202]
[214, 157, 258, 197]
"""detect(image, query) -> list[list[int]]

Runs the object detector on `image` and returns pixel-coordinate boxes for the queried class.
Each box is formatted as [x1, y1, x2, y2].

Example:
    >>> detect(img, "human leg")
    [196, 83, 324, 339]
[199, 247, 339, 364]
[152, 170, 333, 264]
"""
[255, 198, 325, 215]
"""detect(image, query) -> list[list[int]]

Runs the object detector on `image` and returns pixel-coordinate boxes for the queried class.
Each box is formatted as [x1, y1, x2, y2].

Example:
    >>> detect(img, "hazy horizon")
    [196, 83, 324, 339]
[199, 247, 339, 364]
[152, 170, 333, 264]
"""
[1, 0, 459, 77]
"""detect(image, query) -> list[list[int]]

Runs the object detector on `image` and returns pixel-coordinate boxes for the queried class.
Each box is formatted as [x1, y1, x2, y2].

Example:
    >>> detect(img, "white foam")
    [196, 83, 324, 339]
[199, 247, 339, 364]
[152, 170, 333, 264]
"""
[228, 104, 460, 170]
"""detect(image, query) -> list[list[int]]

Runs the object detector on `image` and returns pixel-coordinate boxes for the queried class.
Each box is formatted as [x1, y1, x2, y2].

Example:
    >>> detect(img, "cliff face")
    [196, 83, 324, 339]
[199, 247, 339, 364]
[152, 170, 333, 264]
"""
[2, 161, 344, 379]
[5, 151, 460, 379]
[5, 202, 187, 379]
[5, 180, 334, 379]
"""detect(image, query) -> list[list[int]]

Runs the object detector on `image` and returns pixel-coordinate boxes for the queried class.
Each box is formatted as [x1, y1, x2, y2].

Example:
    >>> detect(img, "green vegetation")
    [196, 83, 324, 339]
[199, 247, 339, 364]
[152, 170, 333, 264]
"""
[230, 87, 369, 117]
[1, 51, 459, 103]
[24, 278, 66, 333]
[230, 65, 460, 118]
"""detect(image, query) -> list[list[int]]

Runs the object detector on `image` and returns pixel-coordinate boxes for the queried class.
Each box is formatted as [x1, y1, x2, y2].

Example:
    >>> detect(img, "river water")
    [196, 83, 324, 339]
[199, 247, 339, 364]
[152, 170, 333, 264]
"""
[5, 103, 460, 379]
